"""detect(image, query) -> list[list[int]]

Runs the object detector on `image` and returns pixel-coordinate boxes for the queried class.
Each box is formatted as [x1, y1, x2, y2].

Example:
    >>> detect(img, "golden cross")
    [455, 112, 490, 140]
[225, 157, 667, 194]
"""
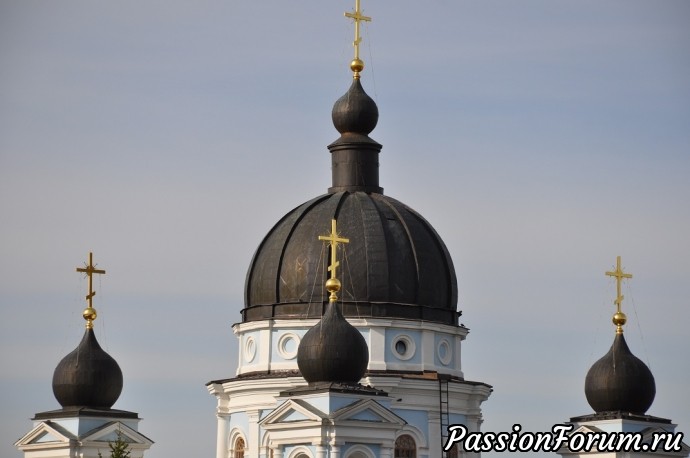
[605, 255, 632, 312]
[344, 0, 371, 76]
[318, 219, 349, 281]
[76, 252, 106, 311]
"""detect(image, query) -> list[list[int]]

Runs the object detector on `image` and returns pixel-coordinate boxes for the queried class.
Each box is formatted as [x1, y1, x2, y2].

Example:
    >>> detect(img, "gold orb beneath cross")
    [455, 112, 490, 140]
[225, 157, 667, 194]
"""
[350, 58, 364, 74]
[326, 278, 342, 293]
[612, 311, 627, 327]
[83, 307, 97, 322]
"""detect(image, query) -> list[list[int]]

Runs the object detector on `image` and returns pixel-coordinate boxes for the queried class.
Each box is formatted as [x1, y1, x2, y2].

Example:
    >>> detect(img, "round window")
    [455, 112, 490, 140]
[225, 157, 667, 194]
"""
[391, 334, 416, 361]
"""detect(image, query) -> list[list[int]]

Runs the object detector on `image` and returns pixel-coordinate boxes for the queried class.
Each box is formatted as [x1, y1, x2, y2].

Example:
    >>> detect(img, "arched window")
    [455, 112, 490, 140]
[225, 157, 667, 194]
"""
[395, 434, 416, 458]
[234, 437, 245, 458]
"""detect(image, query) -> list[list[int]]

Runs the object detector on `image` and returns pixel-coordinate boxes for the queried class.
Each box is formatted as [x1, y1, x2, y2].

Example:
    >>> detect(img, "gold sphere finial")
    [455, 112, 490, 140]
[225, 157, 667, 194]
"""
[350, 58, 364, 77]
[326, 277, 341, 302]
[326, 277, 342, 293]
[612, 311, 627, 334]
[83, 307, 97, 328]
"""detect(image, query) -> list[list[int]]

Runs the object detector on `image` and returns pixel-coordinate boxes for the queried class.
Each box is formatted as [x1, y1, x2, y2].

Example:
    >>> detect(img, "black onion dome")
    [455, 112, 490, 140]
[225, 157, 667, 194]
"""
[52, 328, 123, 409]
[332, 78, 378, 135]
[243, 191, 459, 325]
[584, 333, 656, 414]
[297, 301, 369, 384]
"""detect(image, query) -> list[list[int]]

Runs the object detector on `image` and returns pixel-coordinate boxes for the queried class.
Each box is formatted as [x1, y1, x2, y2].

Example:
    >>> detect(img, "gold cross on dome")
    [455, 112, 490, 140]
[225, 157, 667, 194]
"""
[344, 0, 371, 62]
[318, 219, 349, 280]
[76, 252, 106, 327]
[605, 255, 632, 312]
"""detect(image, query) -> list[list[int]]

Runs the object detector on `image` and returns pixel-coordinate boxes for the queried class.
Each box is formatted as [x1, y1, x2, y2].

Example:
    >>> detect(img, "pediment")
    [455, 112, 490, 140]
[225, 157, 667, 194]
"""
[82, 422, 153, 446]
[331, 399, 406, 426]
[571, 424, 603, 435]
[260, 399, 327, 426]
[639, 426, 690, 452]
[15, 421, 74, 447]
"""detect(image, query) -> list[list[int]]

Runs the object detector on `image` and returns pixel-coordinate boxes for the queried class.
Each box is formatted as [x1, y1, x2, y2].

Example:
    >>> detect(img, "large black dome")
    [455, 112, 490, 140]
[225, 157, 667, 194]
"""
[243, 191, 458, 325]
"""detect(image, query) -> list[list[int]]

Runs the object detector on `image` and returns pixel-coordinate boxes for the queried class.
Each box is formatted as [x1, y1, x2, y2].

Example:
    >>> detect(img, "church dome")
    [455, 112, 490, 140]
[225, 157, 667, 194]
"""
[584, 333, 656, 414]
[242, 77, 459, 326]
[52, 328, 123, 409]
[243, 191, 458, 325]
[297, 300, 369, 384]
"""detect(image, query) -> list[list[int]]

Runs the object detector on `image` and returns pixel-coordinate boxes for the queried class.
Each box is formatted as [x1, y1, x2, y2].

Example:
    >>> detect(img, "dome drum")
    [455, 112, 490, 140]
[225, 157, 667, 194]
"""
[328, 136, 382, 194]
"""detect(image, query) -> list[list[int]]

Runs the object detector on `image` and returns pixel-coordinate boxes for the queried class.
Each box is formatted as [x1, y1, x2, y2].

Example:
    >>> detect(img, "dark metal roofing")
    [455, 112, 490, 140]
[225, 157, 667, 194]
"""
[34, 407, 139, 420]
[328, 78, 382, 194]
[296, 301, 369, 384]
[243, 77, 459, 325]
[584, 333, 656, 415]
[52, 328, 123, 409]
[243, 191, 459, 325]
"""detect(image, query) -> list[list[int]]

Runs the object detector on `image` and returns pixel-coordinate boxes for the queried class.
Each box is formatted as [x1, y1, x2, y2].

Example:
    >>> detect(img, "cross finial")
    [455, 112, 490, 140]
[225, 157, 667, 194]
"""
[605, 256, 632, 334]
[344, 0, 371, 78]
[318, 219, 350, 301]
[76, 252, 106, 329]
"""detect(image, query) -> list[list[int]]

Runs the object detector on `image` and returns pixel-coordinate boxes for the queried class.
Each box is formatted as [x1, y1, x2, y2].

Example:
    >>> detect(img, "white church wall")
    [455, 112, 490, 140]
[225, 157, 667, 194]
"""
[342, 443, 379, 457]
[229, 411, 249, 440]
[271, 330, 303, 363]
[233, 317, 467, 377]
[284, 444, 315, 458]
[342, 444, 377, 458]
[386, 329, 423, 365]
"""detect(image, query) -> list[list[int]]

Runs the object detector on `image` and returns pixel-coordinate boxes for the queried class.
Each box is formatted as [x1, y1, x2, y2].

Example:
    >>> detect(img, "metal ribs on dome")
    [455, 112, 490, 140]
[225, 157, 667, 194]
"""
[243, 191, 459, 325]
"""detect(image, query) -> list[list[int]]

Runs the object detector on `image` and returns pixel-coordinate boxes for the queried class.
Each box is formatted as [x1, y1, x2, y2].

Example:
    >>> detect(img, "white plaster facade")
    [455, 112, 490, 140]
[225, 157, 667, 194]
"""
[208, 316, 491, 458]
[15, 415, 153, 458]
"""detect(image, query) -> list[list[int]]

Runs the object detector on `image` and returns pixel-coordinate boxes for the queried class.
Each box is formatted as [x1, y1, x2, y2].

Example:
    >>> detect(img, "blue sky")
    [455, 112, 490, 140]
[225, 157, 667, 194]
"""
[1, 2, 689, 457]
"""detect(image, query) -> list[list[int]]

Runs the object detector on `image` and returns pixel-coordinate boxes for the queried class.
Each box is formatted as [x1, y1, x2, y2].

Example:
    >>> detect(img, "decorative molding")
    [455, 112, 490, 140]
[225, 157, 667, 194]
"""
[437, 338, 452, 366]
[277, 332, 300, 360]
[244, 335, 257, 363]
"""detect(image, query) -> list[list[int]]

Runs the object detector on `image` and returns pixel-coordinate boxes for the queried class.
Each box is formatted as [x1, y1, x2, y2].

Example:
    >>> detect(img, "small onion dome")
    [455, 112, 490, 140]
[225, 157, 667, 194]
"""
[297, 300, 369, 384]
[584, 333, 656, 414]
[52, 328, 123, 409]
[332, 78, 378, 136]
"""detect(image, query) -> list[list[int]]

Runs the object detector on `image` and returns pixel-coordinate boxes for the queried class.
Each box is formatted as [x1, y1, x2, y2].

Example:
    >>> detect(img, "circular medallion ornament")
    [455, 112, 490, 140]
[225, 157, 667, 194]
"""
[277, 332, 300, 360]
[437, 338, 452, 366]
[244, 336, 257, 363]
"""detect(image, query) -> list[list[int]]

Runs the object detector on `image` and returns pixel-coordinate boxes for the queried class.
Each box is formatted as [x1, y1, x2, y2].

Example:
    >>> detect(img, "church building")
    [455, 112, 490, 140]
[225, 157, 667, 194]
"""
[14, 253, 153, 458]
[206, 3, 491, 458]
[558, 257, 689, 457]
